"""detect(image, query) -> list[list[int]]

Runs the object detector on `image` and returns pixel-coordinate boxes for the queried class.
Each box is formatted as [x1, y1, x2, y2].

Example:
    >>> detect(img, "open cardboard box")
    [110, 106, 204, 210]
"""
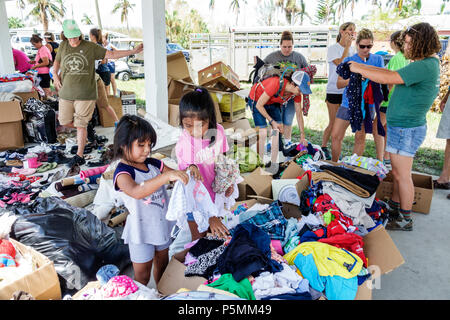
[158, 160, 405, 300]
[0, 239, 61, 300]
[198, 61, 240, 91]
[167, 51, 193, 83]
[222, 118, 257, 147]
[98, 95, 123, 127]
[14, 91, 40, 105]
[236, 167, 273, 201]
[0, 99, 24, 151]
[376, 171, 433, 214]
[209, 90, 246, 123]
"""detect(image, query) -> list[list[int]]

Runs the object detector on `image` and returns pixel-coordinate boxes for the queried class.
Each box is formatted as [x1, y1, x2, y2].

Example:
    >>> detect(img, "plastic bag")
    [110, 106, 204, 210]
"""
[7, 196, 130, 296]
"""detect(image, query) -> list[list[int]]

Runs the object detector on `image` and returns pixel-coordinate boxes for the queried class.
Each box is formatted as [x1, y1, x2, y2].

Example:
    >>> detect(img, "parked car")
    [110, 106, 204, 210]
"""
[110, 38, 144, 81]
[166, 42, 190, 62]
[10, 34, 37, 58]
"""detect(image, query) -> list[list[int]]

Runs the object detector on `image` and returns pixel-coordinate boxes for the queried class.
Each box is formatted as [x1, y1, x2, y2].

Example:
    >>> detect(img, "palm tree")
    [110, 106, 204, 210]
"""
[27, 0, 66, 32]
[112, 0, 136, 35]
[81, 13, 94, 25]
[274, 0, 309, 25]
[209, 0, 247, 26]
[314, 0, 337, 25]
[94, 0, 102, 29]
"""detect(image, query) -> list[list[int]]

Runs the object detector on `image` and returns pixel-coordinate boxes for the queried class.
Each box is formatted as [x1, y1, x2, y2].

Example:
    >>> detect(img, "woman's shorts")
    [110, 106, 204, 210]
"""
[386, 124, 427, 157]
[325, 93, 343, 105]
[38, 73, 51, 89]
[247, 98, 282, 128]
[336, 105, 376, 122]
[107, 61, 116, 74]
[58, 99, 96, 128]
[436, 99, 450, 139]
[97, 70, 111, 86]
[128, 240, 171, 263]
[281, 99, 296, 126]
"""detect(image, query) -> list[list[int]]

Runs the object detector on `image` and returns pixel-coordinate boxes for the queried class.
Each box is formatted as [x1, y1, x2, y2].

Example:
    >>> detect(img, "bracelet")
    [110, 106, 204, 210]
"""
[269, 119, 274, 125]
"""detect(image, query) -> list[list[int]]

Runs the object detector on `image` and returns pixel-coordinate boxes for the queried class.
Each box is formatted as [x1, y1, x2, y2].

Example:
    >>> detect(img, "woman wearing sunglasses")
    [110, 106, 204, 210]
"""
[348, 23, 441, 231]
[331, 28, 385, 163]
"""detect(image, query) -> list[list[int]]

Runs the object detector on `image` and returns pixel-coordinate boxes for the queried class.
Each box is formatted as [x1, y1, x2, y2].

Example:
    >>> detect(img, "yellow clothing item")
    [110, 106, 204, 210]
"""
[283, 241, 362, 279]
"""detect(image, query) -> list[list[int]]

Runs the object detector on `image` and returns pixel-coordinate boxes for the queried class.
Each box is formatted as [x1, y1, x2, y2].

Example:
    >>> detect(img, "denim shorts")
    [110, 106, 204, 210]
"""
[281, 99, 296, 126]
[247, 98, 282, 128]
[128, 240, 171, 263]
[386, 124, 427, 157]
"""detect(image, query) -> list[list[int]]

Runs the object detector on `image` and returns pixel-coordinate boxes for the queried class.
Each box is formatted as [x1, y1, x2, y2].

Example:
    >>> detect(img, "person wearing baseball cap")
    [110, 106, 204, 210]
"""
[53, 19, 144, 169]
[247, 69, 311, 172]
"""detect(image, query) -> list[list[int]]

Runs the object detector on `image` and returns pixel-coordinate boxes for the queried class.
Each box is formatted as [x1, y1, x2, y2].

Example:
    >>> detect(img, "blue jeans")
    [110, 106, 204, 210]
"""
[386, 124, 427, 157]
[281, 99, 296, 126]
[247, 98, 282, 128]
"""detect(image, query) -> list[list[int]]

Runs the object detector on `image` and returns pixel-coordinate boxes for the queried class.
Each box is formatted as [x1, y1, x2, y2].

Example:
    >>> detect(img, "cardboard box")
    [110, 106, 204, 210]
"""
[167, 79, 198, 101]
[237, 167, 273, 201]
[376, 171, 434, 214]
[0, 100, 24, 151]
[98, 95, 123, 127]
[14, 91, 40, 105]
[167, 51, 193, 83]
[210, 90, 246, 122]
[0, 239, 61, 300]
[222, 118, 257, 147]
[198, 61, 240, 91]
[120, 90, 137, 116]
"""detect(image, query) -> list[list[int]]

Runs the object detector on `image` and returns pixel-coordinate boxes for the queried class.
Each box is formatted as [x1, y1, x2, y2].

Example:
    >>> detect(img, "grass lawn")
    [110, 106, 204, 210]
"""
[117, 79, 445, 176]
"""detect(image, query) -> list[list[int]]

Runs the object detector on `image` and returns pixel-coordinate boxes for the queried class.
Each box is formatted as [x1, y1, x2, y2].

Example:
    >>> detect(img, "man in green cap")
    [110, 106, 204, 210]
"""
[53, 19, 144, 168]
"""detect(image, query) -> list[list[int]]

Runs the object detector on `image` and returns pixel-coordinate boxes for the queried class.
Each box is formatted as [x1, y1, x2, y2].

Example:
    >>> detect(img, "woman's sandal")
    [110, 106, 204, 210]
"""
[433, 180, 450, 190]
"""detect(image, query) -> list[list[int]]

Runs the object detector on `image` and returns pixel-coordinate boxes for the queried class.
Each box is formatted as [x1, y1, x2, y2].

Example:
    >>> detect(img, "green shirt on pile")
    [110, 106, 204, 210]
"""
[55, 39, 107, 101]
[387, 56, 440, 128]
[381, 51, 409, 107]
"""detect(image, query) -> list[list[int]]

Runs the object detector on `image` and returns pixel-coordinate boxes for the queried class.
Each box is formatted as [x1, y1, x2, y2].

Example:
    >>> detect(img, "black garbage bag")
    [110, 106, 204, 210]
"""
[8, 196, 130, 296]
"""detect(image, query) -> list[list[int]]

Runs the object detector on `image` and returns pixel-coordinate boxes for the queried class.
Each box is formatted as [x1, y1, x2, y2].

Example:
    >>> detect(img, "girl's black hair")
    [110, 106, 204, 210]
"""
[113, 114, 157, 161]
[179, 86, 218, 144]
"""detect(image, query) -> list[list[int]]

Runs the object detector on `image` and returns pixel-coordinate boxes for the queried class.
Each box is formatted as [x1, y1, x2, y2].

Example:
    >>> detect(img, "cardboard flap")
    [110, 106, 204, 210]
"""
[355, 282, 373, 300]
[363, 225, 405, 276]
[167, 51, 192, 82]
[244, 167, 273, 198]
[0, 101, 23, 123]
[281, 162, 305, 180]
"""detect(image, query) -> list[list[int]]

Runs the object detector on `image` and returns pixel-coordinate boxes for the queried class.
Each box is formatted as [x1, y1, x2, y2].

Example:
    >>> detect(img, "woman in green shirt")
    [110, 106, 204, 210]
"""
[348, 22, 441, 231]
[380, 30, 409, 164]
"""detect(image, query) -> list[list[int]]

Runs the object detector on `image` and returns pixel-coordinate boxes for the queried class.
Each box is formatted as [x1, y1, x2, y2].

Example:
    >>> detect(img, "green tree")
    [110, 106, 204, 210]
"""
[165, 7, 209, 49]
[26, 0, 66, 32]
[111, 0, 136, 35]
[209, 0, 247, 26]
[314, 0, 337, 25]
[81, 13, 94, 25]
[8, 16, 25, 29]
[274, 0, 310, 25]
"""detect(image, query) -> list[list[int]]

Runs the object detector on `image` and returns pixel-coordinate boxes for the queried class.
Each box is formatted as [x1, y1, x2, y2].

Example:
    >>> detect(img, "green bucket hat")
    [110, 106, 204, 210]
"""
[62, 19, 81, 38]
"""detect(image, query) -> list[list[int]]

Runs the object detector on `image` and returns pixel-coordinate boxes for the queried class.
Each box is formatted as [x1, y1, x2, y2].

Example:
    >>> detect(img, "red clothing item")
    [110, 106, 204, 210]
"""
[319, 233, 367, 267]
[249, 76, 302, 105]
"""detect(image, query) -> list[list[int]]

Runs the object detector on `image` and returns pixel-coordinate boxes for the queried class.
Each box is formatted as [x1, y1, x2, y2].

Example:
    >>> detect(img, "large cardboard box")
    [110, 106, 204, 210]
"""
[167, 79, 197, 101]
[167, 51, 193, 83]
[98, 95, 123, 127]
[14, 91, 40, 105]
[376, 171, 434, 214]
[237, 167, 273, 201]
[222, 118, 257, 147]
[210, 90, 246, 122]
[198, 61, 240, 91]
[0, 100, 24, 151]
[0, 239, 61, 300]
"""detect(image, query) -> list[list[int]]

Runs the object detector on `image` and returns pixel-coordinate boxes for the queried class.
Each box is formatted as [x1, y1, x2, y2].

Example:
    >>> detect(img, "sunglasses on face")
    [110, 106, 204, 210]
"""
[406, 26, 418, 33]
[359, 44, 373, 49]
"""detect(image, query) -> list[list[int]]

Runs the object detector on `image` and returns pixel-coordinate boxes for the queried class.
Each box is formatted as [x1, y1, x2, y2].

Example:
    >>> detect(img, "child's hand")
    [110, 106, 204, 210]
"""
[208, 216, 230, 238]
[225, 185, 234, 198]
[187, 164, 203, 182]
[165, 170, 189, 185]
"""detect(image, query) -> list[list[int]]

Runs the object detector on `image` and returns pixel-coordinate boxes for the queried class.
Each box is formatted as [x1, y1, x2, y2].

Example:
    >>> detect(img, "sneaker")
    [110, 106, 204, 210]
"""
[66, 154, 85, 168]
[322, 147, 331, 160]
[284, 140, 295, 149]
[385, 217, 413, 231]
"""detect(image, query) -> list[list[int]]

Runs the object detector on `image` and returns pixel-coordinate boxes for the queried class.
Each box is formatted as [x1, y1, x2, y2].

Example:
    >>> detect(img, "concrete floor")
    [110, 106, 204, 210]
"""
[96, 125, 450, 300]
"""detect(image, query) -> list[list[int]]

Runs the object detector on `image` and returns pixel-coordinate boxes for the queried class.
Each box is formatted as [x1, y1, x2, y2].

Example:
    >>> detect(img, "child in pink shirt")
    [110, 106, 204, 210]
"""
[175, 87, 231, 240]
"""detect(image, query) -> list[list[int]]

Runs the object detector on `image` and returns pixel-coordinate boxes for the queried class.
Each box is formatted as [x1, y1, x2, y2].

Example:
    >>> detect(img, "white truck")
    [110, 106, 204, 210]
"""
[189, 25, 339, 81]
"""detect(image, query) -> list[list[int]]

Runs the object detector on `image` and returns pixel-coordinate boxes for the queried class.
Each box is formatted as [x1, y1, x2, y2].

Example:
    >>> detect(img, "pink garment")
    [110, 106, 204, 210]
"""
[271, 240, 284, 256]
[79, 165, 109, 180]
[12, 49, 31, 73]
[102, 275, 138, 298]
[34, 45, 52, 74]
[175, 124, 229, 202]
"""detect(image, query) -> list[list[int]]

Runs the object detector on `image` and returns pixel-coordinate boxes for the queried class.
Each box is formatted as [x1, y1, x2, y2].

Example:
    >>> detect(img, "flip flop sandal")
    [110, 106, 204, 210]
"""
[36, 163, 52, 173]
[433, 180, 450, 190]
[49, 168, 66, 183]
